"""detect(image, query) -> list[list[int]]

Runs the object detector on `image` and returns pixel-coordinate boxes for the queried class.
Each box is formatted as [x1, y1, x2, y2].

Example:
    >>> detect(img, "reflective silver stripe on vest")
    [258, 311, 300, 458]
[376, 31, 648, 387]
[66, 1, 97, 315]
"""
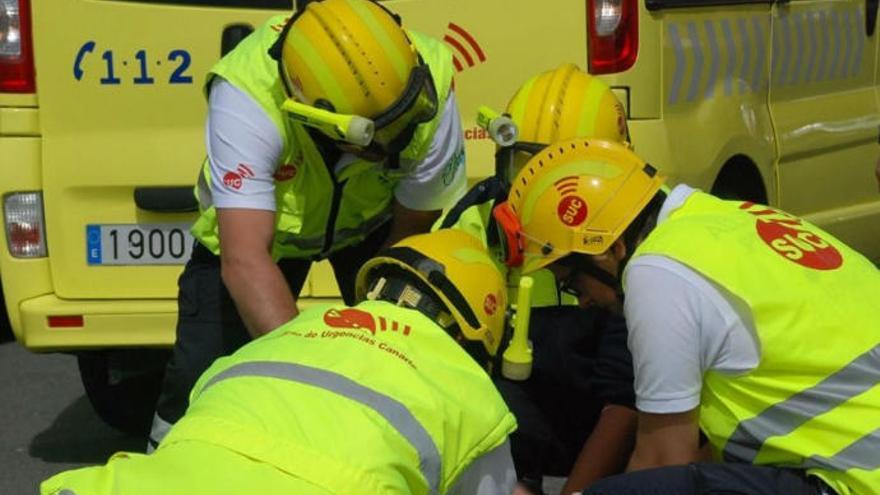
[803, 427, 880, 471]
[199, 360, 441, 493]
[196, 168, 213, 209]
[724, 344, 880, 467]
[276, 211, 392, 252]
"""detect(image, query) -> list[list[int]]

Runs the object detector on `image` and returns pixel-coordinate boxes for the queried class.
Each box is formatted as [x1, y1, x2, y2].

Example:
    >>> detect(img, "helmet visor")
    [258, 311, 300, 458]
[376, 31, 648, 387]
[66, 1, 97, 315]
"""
[371, 63, 439, 154]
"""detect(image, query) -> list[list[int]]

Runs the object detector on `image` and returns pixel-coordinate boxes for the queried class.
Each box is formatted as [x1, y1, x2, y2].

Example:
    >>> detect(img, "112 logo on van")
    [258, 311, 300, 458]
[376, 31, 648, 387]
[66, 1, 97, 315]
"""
[73, 41, 193, 85]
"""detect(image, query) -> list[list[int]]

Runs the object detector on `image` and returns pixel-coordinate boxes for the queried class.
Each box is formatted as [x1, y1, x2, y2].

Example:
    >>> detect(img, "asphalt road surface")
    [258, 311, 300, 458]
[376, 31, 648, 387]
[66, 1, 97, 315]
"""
[0, 334, 143, 495]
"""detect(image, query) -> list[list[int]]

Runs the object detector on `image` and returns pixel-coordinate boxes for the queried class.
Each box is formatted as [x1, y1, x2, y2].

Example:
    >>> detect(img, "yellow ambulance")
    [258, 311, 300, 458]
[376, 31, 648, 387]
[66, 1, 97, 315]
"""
[1, 0, 878, 430]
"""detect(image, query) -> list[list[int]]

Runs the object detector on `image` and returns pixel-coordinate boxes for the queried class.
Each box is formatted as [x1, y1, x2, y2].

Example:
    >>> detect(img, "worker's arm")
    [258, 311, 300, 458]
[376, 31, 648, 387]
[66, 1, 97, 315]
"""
[559, 404, 637, 494]
[626, 408, 701, 472]
[384, 199, 442, 247]
[559, 310, 637, 493]
[218, 208, 298, 338]
[387, 91, 466, 247]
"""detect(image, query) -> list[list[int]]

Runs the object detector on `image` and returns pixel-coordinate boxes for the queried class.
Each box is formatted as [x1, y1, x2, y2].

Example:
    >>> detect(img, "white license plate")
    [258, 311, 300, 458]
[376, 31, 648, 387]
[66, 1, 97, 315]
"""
[87, 224, 194, 265]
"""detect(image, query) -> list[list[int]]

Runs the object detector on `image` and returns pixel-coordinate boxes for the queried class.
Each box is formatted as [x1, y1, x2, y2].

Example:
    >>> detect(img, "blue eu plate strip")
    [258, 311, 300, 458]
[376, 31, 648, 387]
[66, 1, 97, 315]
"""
[86, 225, 102, 265]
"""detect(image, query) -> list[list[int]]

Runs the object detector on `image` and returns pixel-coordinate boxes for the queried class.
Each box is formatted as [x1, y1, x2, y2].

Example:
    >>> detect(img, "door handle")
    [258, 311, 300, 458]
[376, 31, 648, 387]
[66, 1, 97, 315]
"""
[134, 186, 198, 213]
[221, 24, 254, 57]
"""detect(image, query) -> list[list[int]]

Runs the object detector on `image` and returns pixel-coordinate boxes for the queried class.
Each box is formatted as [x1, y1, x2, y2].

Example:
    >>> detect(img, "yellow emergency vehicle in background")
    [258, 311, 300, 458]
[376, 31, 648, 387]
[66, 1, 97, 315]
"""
[1, 0, 878, 431]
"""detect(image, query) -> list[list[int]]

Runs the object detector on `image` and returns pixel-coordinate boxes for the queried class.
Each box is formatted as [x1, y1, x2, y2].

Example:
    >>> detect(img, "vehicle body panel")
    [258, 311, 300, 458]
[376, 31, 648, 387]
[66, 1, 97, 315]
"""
[2, 0, 878, 351]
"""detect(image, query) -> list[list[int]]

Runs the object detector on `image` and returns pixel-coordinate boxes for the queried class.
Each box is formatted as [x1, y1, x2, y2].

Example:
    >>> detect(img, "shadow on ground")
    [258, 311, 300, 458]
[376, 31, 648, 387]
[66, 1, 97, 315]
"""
[30, 395, 145, 465]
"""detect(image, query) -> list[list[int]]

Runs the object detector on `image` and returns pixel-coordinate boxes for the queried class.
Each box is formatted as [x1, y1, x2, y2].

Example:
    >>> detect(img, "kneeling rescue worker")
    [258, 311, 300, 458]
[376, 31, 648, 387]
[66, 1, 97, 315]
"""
[494, 137, 880, 495]
[151, 0, 464, 449]
[440, 64, 637, 494]
[42, 230, 517, 495]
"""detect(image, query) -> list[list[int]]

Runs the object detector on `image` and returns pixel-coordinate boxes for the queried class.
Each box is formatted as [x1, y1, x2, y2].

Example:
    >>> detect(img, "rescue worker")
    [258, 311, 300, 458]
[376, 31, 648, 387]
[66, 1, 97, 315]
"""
[150, 0, 465, 448]
[494, 137, 880, 495]
[42, 230, 517, 495]
[439, 64, 637, 494]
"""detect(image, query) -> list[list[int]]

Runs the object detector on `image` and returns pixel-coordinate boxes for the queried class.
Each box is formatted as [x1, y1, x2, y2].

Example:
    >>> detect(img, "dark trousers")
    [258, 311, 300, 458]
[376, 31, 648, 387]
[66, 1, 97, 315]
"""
[495, 306, 634, 486]
[584, 463, 834, 495]
[149, 223, 390, 448]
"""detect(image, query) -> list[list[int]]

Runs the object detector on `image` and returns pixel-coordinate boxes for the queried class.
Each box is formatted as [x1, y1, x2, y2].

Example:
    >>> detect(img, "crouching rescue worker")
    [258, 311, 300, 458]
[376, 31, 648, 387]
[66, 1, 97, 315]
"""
[496, 137, 880, 495]
[150, 0, 465, 448]
[440, 64, 637, 494]
[42, 229, 517, 495]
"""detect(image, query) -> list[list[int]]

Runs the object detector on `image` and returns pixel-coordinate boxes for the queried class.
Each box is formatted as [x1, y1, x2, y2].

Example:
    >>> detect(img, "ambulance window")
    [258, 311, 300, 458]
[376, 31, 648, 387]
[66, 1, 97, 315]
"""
[107, 0, 293, 7]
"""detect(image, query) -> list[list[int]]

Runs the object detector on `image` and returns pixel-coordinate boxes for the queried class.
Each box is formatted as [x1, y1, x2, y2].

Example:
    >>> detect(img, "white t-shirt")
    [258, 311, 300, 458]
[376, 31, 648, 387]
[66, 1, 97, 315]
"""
[623, 185, 761, 414]
[204, 78, 467, 212]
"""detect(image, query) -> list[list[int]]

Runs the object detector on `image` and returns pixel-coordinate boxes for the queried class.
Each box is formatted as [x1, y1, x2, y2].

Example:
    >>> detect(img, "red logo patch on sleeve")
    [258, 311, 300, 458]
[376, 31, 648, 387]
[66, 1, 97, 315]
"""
[222, 164, 256, 190]
[222, 172, 242, 190]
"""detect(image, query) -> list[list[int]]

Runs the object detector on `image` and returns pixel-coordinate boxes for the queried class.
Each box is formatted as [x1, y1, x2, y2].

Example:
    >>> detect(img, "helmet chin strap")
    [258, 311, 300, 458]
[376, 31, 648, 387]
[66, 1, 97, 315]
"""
[558, 253, 625, 303]
[580, 258, 625, 302]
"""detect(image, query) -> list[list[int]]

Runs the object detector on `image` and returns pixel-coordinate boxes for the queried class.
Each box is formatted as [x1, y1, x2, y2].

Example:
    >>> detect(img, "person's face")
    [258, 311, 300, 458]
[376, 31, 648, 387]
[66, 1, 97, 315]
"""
[547, 242, 626, 314]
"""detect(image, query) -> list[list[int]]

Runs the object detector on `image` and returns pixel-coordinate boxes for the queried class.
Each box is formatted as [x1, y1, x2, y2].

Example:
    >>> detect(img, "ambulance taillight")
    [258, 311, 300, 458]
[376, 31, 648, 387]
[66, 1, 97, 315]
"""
[587, 0, 638, 74]
[0, 0, 35, 93]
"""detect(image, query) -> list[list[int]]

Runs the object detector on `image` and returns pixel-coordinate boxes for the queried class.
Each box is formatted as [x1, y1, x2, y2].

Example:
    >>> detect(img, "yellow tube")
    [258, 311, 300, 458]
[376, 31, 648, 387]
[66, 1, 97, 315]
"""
[502, 275, 533, 380]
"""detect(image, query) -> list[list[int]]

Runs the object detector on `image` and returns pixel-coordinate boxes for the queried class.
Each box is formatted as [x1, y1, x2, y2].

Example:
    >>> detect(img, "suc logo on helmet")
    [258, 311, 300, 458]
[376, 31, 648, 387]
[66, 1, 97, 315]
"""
[557, 195, 588, 227]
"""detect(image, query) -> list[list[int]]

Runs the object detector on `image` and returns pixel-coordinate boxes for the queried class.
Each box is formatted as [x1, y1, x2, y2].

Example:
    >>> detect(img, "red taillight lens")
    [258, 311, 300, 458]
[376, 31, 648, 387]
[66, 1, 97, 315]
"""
[0, 0, 35, 93]
[587, 0, 639, 74]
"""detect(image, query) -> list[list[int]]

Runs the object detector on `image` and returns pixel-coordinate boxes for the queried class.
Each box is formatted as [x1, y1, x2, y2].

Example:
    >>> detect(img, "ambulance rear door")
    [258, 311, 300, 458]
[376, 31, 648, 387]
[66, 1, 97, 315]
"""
[32, 0, 294, 301]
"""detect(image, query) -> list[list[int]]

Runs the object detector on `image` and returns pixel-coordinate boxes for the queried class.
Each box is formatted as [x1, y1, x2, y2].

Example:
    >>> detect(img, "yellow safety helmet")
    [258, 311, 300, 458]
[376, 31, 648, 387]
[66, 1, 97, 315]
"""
[270, 0, 439, 154]
[506, 63, 629, 144]
[488, 64, 630, 187]
[493, 138, 666, 274]
[355, 229, 508, 361]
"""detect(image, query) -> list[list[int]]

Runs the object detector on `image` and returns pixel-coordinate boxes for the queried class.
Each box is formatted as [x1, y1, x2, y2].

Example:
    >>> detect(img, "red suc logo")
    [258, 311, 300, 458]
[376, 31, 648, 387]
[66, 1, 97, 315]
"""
[741, 202, 842, 270]
[223, 164, 255, 190]
[557, 196, 588, 227]
[483, 293, 498, 316]
[223, 172, 242, 190]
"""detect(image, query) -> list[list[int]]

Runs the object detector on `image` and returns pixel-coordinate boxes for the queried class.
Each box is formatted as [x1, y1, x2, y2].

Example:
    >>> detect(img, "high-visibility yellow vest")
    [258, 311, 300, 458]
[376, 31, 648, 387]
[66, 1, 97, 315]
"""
[192, 15, 454, 260]
[41, 301, 516, 495]
[631, 191, 880, 495]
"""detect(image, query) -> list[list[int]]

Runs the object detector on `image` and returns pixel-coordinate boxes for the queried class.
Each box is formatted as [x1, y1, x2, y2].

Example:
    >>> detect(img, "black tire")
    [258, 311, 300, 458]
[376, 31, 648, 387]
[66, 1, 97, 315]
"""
[77, 349, 170, 435]
[0, 285, 13, 343]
